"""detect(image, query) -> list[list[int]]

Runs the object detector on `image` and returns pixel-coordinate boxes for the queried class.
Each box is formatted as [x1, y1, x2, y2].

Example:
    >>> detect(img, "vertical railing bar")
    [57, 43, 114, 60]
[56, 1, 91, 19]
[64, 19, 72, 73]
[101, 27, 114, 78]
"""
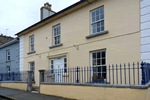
[124, 63, 126, 84]
[120, 64, 122, 84]
[137, 62, 139, 85]
[90, 66, 91, 83]
[73, 67, 74, 83]
[82, 67, 83, 83]
[106, 65, 107, 84]
[109, 65, 111, 84]
[96, 66, 97, 83]
[116, 64, 118, 84]
[112, 64, 114, 84]
[87, 67, 88, 83]
[129, 63, 130, 85]
[68, 67, 69, 83]
[84, 67, 86, 83]
[133, 62, 135, 85]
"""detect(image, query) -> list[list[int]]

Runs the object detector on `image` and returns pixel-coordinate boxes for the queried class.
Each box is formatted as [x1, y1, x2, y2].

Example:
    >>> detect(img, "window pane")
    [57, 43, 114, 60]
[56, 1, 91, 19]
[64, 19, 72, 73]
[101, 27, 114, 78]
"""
[8, 51, 10, 55]
[92, 53, 96, 59]
[102, 73, 106, 78]
[102, 66, 106, 72]
[100, 7, 104, 14]
[97, 59, 100, 65]
[92, 17, 95, 23]
[96, 9, 99, 15]
[92, 11, 95, 17]
[102, 51, 105, 58]
[96, 15, 100, 21]
[97, 22, 100, 27]
[8, 56, 10, 60]
[93, 23, 97, 28]
[101, 14, 104, 19]
[93, 29, 96, 34]
[101, 21, 104, 26]
[55, 40, 57, 45]
[58, 31, 60, 35]
[101, 26, 104, 31]
[64, 58, 66, 62]
[93, 60, 96, 65]
[97, 52, 100, 58]
[51, 60, 53, 64]
[98, 66, 101, 72]
[64, 64, 67, 67]
[51, 65, 53, 69]
[97, 27, 100, 32]
[102, 58, 105, 65]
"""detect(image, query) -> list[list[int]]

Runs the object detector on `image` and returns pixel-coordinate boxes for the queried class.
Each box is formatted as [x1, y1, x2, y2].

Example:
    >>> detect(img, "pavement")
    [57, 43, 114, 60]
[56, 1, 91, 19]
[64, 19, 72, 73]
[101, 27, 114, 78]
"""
[0, 87, 72, 100]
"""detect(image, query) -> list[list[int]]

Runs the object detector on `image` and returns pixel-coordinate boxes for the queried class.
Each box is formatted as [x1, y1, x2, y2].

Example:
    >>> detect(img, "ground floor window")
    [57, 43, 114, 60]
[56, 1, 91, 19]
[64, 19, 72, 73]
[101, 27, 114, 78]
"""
[29, 62, 35, 81]
[6, 66, 11, 78]
[91, 50, 106, 79]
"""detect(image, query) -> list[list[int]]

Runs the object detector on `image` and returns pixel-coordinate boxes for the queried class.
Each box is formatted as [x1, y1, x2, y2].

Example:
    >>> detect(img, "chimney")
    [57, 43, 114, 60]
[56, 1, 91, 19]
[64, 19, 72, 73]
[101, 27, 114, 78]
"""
[41, 2, 56, 20]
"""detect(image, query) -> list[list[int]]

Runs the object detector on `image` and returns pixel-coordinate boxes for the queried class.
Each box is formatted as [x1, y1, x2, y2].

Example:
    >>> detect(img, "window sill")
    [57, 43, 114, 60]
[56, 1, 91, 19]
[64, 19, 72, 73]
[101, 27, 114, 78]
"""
[85, 30, 109, 39]
[6, 60, 11, 63]
[49, 43, 63, 49]
[27, 51, 36, 55]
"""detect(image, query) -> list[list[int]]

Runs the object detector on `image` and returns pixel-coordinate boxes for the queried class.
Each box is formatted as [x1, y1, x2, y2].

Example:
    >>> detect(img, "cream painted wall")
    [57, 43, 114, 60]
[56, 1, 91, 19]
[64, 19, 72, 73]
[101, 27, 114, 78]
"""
[23, 0, 140, 85]
[40, 84, 150, 100]
[0, 83, 27, 91]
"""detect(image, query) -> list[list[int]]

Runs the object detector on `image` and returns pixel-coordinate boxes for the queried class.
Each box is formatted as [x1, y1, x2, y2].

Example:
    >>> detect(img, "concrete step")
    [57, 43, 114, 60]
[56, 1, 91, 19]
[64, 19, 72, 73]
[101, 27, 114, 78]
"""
[31, 91, 39, 93]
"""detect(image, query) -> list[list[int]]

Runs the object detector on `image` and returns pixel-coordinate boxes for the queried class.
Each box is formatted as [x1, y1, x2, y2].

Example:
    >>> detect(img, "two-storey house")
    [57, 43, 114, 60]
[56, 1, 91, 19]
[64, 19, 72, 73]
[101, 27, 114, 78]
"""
[16, 0, 146, 86]
[0, 38, 19, 80]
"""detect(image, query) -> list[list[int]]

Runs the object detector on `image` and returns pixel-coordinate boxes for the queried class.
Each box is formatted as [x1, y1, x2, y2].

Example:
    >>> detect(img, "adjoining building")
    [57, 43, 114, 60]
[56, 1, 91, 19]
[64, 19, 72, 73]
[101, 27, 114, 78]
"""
[0, 38, 19, 79]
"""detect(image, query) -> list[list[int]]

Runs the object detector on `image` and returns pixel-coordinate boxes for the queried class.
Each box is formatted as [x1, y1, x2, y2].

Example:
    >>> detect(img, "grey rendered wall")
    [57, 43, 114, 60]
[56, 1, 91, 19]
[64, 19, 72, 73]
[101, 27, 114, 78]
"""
[0, 41, 19, 73]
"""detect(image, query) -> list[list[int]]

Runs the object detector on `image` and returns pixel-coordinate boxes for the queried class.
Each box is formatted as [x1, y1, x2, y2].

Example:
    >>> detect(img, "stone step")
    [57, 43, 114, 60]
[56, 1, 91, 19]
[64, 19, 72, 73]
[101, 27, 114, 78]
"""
[31, 91, 39, 93]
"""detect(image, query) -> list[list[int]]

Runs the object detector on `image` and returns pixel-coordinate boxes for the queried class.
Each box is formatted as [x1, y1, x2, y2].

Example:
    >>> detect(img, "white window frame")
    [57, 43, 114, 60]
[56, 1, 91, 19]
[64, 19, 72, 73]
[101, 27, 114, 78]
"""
[53, 25, 61, 45]
[6, 50, 10, 61]
[90, 50, 106, 80]
[64, 57, 67, 73]
[90, 6, 104, 34]
[50, 59, 54, 74]
[30, 35, 34, 52]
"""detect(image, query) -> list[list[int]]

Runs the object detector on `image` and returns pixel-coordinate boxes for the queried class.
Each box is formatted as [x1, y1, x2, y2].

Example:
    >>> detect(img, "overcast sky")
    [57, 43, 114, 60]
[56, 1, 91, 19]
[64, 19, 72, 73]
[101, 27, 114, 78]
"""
[0, 0, 80, 37]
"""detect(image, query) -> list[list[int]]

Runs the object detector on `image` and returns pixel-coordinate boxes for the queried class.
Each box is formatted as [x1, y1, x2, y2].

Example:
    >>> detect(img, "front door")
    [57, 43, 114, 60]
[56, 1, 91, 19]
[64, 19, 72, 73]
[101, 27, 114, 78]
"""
[50, 57, 66, 83]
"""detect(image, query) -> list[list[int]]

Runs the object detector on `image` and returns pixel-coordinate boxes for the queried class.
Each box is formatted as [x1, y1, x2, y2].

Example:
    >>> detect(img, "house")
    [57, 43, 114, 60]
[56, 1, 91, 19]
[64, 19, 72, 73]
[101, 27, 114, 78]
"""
[15, 0, 148, 86]
[0, 38, 19, 80]
[0, 34, 14, 46]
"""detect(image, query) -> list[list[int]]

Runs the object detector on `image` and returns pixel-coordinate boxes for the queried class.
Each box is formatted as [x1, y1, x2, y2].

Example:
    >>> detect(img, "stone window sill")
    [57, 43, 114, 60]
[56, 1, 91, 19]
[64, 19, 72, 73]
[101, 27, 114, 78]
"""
[27, 51, 36, 55]
[49, 43, 63, 49]
[85, 30, 109, 39]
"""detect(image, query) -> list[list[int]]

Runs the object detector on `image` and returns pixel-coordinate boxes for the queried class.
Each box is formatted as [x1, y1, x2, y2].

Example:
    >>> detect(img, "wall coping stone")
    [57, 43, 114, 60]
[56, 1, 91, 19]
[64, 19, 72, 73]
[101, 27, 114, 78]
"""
[0, 81, 28, 83]
[41, 82, 149, 89]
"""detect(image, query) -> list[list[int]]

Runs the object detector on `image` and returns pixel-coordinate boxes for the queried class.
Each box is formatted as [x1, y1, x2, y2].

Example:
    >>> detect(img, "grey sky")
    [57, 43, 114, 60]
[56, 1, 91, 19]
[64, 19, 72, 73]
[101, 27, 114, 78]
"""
[0, 0, 80, 37]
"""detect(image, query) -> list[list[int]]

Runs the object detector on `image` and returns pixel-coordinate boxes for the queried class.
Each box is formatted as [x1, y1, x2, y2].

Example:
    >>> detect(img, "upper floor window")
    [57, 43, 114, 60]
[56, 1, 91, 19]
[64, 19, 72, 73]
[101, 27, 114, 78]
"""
[91, 6, 104, 34]
[30, 35, 34, 52]
[6, 50, 10, 61]
[53, 25, 60, 45]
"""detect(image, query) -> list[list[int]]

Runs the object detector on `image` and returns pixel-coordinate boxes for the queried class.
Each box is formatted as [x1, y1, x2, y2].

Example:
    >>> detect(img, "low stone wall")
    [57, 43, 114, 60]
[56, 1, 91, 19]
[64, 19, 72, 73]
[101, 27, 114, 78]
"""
[40, 83, 150, 100]
[0, 81, 28, 91]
